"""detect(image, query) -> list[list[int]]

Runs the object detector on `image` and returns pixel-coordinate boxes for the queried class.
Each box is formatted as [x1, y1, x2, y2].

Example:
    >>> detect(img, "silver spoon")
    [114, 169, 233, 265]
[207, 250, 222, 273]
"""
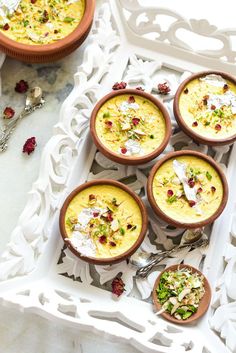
[130, 228, 208, 279]
[0, 87, 45, 152]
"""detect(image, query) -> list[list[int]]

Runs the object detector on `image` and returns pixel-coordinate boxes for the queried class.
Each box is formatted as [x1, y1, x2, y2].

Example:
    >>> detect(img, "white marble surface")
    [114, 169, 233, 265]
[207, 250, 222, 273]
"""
[0, 0, 235, 352]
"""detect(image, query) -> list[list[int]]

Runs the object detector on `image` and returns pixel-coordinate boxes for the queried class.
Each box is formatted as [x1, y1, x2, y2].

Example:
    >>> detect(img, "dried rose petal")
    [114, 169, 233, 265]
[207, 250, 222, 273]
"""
[99, 235, 107, 244]
[215, 124, 222, 131]
[211, 104, 216, 110]
[105, 121, 113, 128]
[112, 277, 125, 297]
[167, 189, 174, 197]
[3, 107, 15, 119]
[136, 86, 144, 91]
[106, 211, 113, 222]
[127, 224, 132, 229]
[121, 147, 127, 154]
[202, 95, 209, 105]
[112, 82, 127, 90]
[197, 187, 203, 193]
[128, 96, 135, 104]
[22, 137, 36, 155]
[188, 178, 195, 188]
[89, 194, 96, 200]
[157, 82, 170, 95]
[93, 212, 99, 217]
[15, 80, 29, 93]
[192, 121, 198, 127]
[31, 0, 37, 3]
[184, 88, 189, 94]
[109, 241, 116, 247]
[132, 117, 140, 126]
[188, 200, 196, 207]
[42, 10, 49, 23]
[211, 186, 216, 193]
[3, 23, 9, 30]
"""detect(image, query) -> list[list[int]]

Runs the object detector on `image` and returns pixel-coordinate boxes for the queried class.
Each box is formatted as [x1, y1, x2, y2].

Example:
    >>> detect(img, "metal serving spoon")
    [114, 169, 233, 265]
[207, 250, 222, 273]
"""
[0, 87, 45, 152]
[130, 228, 209, 279]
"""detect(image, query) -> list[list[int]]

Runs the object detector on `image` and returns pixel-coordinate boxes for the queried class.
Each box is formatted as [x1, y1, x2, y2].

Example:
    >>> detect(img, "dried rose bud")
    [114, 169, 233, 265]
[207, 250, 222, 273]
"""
[211, 104, 216, 110]
[215, 124, 222, 131]
[22, 137, 36, 155]
[188, 200, 196, 207]
[121, 147, 127, 154]
[93, 212, 99, 217]
[3, 23, 9, 30]
[192, 121, 198, 127]
[109, 241, 116, 247]
[202, 95, 209, 105]
[89, 194, 96, 201]
[127, 224, 132, 229]
[15, 80, 29, 93]
[197, 187, 203, 193]
[136, 86, 144, 91]
[3, 107, 15, 119]
[132, 117, 140, 126]
[157, 82, 170, 95]
[211, 186, 216, 193]
[105, 121, 113, 128]
[223, 84, 229, 92]
[112, 82, 127, 90]
[128, 96, 135, 104]
[167, 189, 174, 197]
[99, 235, 107, 244]
[184, 88, 189, 94]
[188, 178, 195, 188]
[112, 277, 125, 297]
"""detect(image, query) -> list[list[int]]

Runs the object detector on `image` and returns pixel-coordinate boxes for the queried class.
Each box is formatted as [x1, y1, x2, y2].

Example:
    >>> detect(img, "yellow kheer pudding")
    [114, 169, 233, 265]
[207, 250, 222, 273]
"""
[0, 0, 85, 45]
[179, 74, 236, 139]
[95, 94, 167, 157]
[152, 155, 223, 224]
[64, 184, 142, 258]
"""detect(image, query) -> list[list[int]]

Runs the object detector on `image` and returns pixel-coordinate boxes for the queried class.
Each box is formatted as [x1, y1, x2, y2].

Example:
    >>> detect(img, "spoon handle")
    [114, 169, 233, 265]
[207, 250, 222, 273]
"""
[135, 239, 208, 279]
[0, 101, 44, 152]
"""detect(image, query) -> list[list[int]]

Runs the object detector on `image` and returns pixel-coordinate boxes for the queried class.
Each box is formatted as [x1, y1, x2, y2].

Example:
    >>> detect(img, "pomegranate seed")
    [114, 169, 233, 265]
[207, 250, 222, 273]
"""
[99, 236, 107, 244]
[192, 121, 198, 127]
[31, 0, 37, 3]
[121, 147, 127, 154]
[93, 212, 99, 217]
[167, 189, 174, 197]
[215, 124, 221, 131]
[3, 23, 9, 30]
[109, 241, 116, 247]
[211, 104, 216, 110]
[189, 200, 196, 207]
[105, 121, 113, 128]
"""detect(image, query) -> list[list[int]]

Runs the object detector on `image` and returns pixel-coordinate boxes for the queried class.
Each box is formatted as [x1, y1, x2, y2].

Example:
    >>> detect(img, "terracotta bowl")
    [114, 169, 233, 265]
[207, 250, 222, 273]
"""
[59, 179, 148, 265]
[152, 264, 211, 324]
[90, 89, 172, 165]
[173, 70, 236, 146]
[0, 0, 95, 63]
[147, 150, 228, 229]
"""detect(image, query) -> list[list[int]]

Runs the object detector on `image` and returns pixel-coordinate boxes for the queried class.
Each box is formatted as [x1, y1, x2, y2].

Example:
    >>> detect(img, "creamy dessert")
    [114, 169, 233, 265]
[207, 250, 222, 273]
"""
[0, 0, 85, 45]
[152, 155, 223, 224]
[64, 184, 142, 258]
[179, 74, 236, 139]
[95, 94, 166, 157]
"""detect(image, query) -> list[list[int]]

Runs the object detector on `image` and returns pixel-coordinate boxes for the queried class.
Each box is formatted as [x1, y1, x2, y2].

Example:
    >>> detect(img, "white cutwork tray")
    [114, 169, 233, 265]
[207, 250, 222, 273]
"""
[0, 1, 236, 352]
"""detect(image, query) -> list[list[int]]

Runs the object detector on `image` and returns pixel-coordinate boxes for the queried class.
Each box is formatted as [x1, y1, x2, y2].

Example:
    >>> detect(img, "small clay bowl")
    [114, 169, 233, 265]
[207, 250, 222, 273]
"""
[147, 150, 228, 229]
[152, 264, 211, 324]
[173, 70, 236, 146]
[59, 179, 148, 265]
[0, 0, 95, 63]
[90, 89, 172, 165]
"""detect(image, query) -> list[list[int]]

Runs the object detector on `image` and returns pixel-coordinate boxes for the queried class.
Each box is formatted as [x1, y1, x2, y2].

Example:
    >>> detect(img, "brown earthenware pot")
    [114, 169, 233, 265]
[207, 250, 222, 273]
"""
[59, 179, 148, 265]
[90, 89, 172, 165]
[152, 264, 211, 324]
[0, 0, 95, 63]
[147, 150, 228, 229]
[173, 70, 236, 146]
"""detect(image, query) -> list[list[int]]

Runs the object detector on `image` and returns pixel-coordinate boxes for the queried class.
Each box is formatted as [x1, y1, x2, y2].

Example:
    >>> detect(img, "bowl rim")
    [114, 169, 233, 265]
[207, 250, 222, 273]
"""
[90, 89, 172, 165]
[59, 179, 148, 265]
[152, 264, 212, 324]
[0, 0, 95, 54]
[147, 150, 228, 229]
[173, 70, 236, 146]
